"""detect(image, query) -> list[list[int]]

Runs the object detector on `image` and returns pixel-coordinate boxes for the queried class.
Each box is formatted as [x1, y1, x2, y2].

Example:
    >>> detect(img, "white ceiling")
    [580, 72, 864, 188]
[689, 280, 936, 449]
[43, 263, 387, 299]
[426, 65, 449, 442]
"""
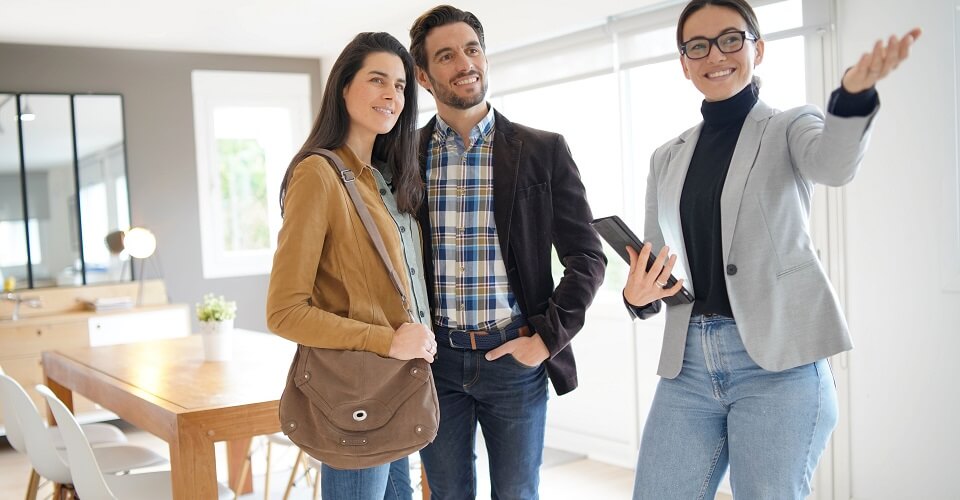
[0, 0, 665, 63]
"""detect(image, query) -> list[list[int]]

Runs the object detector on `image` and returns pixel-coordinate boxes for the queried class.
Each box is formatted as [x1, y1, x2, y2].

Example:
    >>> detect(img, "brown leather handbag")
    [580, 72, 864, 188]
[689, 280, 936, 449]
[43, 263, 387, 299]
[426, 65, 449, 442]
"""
[278, 149, 439, 470]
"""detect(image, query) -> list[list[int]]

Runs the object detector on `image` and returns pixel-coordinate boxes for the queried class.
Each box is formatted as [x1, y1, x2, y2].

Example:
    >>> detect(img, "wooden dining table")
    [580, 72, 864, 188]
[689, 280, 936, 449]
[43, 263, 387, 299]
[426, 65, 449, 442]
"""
[41, 329, 296, 499]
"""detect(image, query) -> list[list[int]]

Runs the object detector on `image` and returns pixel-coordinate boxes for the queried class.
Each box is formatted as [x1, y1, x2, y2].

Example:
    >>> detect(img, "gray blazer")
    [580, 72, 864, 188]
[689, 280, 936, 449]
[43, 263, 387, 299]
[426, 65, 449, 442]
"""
[636, 100, 878, 378]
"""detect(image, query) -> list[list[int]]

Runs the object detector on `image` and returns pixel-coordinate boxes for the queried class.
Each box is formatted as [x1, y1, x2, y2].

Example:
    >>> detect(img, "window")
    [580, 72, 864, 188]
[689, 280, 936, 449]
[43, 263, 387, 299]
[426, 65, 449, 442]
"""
[0, 219, 41, 266]
[191, 71, 311, 279]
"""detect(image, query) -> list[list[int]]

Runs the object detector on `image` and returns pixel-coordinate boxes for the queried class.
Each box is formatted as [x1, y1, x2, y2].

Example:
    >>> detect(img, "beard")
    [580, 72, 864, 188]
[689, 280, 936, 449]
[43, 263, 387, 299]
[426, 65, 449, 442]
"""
[427, 70, 488, 110]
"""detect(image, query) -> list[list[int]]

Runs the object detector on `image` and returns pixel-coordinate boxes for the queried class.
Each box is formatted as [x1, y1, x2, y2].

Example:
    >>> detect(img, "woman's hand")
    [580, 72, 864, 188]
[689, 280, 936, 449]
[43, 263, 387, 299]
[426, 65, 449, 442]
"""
[388, 322, 437, 362]
[842, 28, 922, 93]
[623, 243, 685, 308]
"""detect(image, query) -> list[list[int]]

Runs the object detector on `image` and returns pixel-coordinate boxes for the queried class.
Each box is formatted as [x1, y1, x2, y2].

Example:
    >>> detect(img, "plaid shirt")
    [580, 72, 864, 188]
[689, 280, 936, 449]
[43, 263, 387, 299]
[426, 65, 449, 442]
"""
[426, 107, 519, 330]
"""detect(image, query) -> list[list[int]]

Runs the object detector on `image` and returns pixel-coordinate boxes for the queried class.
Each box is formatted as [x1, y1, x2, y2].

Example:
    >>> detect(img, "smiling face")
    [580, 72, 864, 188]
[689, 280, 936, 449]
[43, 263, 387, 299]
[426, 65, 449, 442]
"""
[343, 51, 407, 142]
[416, 21, 488, 112]
[680, 4, 764, 102]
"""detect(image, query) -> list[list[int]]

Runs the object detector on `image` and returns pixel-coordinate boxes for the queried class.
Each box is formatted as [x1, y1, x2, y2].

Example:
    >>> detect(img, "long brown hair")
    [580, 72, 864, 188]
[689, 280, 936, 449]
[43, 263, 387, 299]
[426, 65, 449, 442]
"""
[279, 32, 421, 216]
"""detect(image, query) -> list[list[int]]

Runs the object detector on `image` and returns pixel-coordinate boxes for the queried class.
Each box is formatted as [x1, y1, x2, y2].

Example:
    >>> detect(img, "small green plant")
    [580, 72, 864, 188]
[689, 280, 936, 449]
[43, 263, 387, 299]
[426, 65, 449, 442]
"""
[196, 293, 237, 322]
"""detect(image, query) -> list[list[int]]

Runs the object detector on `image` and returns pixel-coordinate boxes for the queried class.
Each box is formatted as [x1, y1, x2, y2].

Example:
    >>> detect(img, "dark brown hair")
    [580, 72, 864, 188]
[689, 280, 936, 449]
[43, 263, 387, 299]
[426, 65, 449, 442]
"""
[676, 0, 762, 49]
[279, 32, 421, 216]
[409, 5, 485, 70]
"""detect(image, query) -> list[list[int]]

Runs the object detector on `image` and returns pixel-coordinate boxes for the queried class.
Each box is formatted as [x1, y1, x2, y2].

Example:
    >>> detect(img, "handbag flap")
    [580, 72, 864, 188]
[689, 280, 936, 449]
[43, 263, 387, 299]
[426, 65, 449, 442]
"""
[294, 345, 430, 432]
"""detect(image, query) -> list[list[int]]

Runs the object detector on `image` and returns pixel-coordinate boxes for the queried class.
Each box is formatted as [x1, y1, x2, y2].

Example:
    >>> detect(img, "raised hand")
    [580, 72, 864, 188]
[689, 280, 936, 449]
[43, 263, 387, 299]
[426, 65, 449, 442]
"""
[623, 243, 685, 308]
[388, 322, 437, 362]
[842, 28, 922, 93]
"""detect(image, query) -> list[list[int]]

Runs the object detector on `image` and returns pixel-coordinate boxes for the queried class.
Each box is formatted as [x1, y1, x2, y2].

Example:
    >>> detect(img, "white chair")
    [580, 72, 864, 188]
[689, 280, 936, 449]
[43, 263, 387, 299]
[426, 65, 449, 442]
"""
[0, 373, 169, 498]
[37, 384, 234, 500]
[0, 366, 130, 449]
[0, 365, 130, 497]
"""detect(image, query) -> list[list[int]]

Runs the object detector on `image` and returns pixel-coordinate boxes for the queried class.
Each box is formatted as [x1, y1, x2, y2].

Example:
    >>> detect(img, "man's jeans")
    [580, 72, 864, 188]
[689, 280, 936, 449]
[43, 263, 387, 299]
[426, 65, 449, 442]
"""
[321, 457, 412, 500]
[420, 343, 549, 499]
[633, 315, 838, 499]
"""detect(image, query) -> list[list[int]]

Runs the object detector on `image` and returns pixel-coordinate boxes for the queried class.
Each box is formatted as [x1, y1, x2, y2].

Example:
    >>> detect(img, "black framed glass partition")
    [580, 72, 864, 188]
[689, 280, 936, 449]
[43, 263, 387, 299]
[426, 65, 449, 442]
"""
[0, 93, 131, 289]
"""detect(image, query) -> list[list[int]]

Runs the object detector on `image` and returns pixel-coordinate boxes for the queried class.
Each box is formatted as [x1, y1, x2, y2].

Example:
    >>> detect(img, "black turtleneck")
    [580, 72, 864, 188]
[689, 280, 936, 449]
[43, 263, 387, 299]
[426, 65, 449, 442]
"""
[680, 83, 758, 317]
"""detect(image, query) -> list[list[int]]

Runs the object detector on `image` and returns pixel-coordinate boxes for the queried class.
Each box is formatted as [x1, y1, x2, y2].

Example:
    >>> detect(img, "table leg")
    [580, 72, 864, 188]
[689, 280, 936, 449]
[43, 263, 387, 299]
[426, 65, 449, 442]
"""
[227, 438, 254, 494]
[43, 376, 74, 422]
[170, 422, 219, 500]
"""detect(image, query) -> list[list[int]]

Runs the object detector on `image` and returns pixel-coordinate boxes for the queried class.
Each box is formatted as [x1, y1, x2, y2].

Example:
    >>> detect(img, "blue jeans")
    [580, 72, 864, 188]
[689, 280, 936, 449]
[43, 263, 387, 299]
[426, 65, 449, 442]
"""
[633, 315, 838, 500]
[321, 457, 412, 500]
[419, 343, 549, 499]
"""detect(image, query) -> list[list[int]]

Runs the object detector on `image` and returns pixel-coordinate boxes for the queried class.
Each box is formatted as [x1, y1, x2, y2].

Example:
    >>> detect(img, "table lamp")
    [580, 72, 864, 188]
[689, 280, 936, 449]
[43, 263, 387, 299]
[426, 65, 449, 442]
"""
[104, 227, 156, 306]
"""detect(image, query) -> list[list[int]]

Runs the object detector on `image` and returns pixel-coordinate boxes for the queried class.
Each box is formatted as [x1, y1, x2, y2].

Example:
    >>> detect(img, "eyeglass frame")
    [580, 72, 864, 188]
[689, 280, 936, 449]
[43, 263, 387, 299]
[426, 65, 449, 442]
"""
[678, 30, 759, 60]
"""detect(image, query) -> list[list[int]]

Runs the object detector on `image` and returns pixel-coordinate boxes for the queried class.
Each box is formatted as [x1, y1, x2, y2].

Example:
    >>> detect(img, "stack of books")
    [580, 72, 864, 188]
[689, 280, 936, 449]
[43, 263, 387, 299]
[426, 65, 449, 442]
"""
[79, 296, 135, 312]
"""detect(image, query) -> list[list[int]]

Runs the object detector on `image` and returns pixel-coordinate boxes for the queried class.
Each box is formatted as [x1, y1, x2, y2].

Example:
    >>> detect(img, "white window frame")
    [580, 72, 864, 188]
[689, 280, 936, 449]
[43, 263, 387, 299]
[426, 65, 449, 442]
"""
[191, 70, 311, 279]
[944, 0, 960, 292]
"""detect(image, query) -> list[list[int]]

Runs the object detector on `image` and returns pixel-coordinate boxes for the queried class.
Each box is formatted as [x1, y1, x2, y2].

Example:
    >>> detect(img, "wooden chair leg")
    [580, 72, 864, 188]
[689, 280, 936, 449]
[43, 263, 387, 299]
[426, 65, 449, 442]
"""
[282, 450, 303, 500]
[234, 440, 254, 500]
[264, 440, 273, 500]
[300, 454, 315, 488]
[23, 469, 40, 500]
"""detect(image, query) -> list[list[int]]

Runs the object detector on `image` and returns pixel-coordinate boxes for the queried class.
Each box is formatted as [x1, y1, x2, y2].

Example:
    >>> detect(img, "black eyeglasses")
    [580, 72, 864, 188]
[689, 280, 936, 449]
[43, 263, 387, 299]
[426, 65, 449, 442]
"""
[679, 31, 758, 60]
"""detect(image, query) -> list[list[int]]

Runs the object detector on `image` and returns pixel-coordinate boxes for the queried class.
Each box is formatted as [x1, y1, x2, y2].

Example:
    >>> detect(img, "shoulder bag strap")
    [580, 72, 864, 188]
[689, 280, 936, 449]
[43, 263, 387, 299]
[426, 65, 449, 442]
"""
[310, 148, 414, 322]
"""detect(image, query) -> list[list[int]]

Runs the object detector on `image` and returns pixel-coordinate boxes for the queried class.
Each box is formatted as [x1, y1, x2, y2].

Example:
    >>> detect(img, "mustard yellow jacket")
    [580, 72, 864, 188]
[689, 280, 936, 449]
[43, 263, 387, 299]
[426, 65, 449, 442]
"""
[266, 147, 411, 356]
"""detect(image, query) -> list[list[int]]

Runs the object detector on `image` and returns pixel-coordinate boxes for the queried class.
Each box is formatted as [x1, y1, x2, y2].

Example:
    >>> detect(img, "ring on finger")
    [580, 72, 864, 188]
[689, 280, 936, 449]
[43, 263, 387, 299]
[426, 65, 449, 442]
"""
[655, 280, 667, 288]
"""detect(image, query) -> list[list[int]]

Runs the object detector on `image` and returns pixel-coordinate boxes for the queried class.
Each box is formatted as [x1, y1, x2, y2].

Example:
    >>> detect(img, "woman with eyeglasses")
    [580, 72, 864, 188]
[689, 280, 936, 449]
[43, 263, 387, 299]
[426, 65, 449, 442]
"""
[622, 0, 920, 498]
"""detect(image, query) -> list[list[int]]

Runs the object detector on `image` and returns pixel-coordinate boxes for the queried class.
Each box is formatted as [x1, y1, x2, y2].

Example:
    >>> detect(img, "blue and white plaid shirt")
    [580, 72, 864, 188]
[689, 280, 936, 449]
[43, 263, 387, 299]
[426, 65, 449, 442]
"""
[426, 107, 520, 330]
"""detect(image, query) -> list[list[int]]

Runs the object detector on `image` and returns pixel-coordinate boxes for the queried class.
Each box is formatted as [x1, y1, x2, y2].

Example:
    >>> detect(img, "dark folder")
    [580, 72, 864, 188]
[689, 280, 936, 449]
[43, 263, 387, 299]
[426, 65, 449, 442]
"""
[590, 215, 694, 306]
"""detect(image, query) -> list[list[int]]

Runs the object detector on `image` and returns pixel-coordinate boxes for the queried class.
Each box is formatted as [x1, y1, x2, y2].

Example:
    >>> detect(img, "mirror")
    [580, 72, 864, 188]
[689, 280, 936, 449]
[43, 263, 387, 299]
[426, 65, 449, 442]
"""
[0, 93, 131, 289]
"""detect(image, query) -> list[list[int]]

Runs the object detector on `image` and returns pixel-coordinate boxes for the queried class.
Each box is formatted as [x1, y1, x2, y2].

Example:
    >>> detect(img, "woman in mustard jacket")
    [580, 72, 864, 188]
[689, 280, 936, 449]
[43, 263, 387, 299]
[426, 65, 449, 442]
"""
[266, 32, 435, 500]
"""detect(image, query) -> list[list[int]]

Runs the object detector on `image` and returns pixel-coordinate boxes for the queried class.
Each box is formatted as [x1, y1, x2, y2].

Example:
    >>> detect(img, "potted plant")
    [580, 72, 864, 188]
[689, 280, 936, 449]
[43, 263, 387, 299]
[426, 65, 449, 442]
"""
[196, 293, 237, 361]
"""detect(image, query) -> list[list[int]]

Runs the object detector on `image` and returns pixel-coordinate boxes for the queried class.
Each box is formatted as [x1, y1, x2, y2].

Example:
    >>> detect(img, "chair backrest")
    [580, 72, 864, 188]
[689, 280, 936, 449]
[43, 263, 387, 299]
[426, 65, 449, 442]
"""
[0, 371, 72, 483]
[0, 364, 27, 453]
[36, 384, 118, 500]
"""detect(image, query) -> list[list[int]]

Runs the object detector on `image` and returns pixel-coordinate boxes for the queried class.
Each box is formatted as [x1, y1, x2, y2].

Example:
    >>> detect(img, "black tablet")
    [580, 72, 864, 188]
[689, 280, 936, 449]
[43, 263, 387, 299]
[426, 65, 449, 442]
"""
[590, 215, 694, 306]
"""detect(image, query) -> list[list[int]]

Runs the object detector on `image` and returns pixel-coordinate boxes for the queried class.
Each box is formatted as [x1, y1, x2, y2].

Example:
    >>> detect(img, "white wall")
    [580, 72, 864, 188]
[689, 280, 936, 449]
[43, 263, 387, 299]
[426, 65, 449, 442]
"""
[837, 0, 959, 498]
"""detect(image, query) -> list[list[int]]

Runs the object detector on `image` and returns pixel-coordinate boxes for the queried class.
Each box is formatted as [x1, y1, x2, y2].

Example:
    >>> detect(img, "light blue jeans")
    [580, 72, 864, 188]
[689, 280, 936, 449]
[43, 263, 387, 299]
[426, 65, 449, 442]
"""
[321, 457, 412, 500]
[633, 315, 838, 499]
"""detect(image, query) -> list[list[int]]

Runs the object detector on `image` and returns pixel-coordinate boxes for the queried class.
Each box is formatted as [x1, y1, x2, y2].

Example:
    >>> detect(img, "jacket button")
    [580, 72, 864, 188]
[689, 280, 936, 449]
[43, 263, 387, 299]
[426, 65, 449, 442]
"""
[379, 188, 387, 195]
[726, 264, 738, 276]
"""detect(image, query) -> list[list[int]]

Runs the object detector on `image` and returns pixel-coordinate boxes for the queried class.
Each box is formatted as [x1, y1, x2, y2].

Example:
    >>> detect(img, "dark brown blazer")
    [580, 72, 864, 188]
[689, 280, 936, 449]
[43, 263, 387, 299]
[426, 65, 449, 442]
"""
[417, 110, 606, 396]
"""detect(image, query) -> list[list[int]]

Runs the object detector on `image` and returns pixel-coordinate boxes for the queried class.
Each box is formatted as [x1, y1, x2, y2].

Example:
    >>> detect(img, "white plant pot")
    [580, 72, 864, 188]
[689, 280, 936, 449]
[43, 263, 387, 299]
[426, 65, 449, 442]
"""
[199, 318, 234, 361]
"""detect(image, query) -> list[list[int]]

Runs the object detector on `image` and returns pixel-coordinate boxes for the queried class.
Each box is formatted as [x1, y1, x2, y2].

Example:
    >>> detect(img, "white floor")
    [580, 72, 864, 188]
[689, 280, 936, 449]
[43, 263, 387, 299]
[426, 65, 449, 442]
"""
[0, 420, 639, 499]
